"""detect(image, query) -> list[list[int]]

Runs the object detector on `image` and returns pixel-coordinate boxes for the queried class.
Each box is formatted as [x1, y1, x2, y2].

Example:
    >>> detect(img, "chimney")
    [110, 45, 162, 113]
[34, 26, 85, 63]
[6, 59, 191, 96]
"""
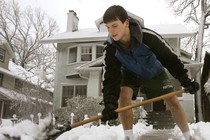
[66, 10, 79, 32]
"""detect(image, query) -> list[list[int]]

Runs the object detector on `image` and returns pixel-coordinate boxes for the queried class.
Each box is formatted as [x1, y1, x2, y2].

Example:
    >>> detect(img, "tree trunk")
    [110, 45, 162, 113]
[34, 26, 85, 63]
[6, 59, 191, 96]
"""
[194, 14, 206, 122]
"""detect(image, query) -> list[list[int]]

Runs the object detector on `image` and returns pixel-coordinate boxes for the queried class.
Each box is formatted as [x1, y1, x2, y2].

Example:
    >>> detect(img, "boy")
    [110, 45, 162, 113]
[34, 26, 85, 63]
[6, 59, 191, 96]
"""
[101, 5, 199, 140]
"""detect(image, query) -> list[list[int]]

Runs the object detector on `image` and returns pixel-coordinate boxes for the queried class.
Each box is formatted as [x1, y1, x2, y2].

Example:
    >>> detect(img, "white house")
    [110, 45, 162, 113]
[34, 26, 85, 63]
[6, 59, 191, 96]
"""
[41, 10, 202, 122]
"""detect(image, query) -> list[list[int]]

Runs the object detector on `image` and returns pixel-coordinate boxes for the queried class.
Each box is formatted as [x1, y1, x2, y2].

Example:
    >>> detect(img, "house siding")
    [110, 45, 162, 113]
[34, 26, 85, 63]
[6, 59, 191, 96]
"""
[54, 43, 88, 109]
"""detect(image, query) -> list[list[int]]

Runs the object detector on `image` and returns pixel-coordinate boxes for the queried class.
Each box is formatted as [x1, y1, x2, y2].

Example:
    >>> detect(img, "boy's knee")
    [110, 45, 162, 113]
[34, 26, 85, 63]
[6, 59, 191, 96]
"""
[165, 97, 181, 110]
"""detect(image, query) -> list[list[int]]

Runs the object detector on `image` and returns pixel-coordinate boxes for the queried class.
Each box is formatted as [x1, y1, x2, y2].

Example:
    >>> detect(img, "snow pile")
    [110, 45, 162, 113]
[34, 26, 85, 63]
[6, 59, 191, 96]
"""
[1, 116, 210, 140]
[0, 114, 57, 140]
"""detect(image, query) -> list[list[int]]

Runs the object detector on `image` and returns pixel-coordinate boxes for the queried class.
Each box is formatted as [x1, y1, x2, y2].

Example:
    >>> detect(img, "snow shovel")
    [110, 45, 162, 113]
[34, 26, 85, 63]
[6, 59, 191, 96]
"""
[49, 89, 185, 139]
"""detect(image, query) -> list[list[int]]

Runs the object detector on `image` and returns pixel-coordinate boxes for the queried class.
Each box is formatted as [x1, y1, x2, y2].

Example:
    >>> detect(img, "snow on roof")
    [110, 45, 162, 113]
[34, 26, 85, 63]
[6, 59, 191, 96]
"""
[8, 61, 54, 92]
[9, 61, 39, 84]
[146, 24, 195, 37]
[40, 24, 194, 44]
[0, 86, 53, 105]
[40, 28, 108, 43]
[0, 86, 27, 101]
[75, 57, 103, 78]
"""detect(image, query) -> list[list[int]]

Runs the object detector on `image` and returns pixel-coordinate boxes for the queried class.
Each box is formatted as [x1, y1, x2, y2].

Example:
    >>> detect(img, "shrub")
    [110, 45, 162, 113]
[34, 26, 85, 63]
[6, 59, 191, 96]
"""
[52, 96, 104, 124]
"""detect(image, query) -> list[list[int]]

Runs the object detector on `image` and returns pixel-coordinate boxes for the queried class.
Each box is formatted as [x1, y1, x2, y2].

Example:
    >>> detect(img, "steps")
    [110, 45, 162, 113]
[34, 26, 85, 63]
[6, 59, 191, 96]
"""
[144, 111, 176, 129]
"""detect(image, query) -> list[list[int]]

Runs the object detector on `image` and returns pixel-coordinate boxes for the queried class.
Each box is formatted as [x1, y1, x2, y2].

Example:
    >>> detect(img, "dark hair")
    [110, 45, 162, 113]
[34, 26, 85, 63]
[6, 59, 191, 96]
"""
[103, 5, 128, 24]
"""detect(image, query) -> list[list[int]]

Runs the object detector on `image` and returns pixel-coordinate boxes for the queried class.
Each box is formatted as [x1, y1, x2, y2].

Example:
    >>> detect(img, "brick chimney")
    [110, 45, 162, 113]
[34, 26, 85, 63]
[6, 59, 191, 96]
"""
[66, 10, 79, 32]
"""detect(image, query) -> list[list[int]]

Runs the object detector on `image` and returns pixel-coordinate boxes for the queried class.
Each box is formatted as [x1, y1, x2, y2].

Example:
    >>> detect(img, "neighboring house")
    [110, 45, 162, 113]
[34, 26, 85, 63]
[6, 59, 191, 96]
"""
[0, 40, 53, 119]
[41, 10, 202, 122]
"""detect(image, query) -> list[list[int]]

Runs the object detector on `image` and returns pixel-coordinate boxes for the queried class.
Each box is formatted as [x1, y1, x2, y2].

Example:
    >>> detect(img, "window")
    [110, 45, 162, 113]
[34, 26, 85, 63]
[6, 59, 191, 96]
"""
[62, 85, 87, 107]
[0, 48, 5, 62]
[15, 79, 23, 90]
[68, 47, 77, 63]
[81, 46, 92, 61]
[96, 45, 104, 58]
[0, 73, 3, 86]
[62, 86, 74, 107]
[68, 44, 104, 64]
[75, 85, 87, 96]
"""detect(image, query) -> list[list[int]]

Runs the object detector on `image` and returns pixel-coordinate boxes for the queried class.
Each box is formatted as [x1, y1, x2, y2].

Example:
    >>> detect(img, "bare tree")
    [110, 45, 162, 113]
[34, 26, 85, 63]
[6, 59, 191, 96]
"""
[0, 0, 58, 71]
[166, 0, 210, 121]
[0, 0, 20, 50]
[0, 0, 58, 92]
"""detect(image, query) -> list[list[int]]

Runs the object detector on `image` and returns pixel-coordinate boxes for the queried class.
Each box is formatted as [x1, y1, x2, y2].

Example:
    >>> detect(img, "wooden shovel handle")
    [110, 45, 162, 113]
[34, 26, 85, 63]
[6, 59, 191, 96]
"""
[71, 89, 185, 128]
[116, 89, 185, 112]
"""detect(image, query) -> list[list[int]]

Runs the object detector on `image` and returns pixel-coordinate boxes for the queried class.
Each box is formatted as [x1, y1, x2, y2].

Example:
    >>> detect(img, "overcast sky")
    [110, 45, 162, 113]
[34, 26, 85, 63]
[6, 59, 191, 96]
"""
[18, 0, 184, 33]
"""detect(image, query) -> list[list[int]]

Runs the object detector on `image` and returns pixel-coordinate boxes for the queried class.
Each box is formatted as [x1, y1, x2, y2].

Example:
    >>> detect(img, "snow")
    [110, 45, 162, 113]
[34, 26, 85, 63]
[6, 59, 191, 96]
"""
[55, 122, 210, 140]
[1, 116, 210, 140]
[8, 60, 54, 92]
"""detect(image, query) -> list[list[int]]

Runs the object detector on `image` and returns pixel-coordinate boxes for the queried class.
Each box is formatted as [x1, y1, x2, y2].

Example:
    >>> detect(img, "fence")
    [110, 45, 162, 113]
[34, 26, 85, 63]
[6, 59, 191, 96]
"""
[0, 97, 147, 128]
[0, 112, 104, 128]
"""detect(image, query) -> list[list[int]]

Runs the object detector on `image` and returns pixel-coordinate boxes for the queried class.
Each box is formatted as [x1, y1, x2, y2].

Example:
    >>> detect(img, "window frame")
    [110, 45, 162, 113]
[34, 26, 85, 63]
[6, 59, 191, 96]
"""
[67, 43, 104, 64]
[0, 73, 3, 86]
[61, 85, 87, 107]
[81, 45, 92, 62]
[68, 47, 78, 64]
[96, 44, 104, 58]
[0, 48, 6, 62]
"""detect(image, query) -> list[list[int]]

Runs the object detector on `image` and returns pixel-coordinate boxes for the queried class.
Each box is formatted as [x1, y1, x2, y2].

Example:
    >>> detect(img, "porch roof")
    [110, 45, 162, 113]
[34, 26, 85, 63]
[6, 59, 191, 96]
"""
[75, 57, 203, 80]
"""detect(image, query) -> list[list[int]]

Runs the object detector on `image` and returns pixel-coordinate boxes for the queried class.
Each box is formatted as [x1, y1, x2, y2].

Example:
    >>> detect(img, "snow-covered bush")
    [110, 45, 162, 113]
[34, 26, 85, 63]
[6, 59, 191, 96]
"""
[52, 96, 104, 125]
[52, 96, 147, 126]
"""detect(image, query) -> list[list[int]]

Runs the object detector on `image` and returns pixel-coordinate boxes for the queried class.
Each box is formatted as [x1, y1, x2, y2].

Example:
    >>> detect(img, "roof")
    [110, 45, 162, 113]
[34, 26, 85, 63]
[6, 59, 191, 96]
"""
[40, 28, 108, 43]
[0, 61, 54, 92]
[75, 57, 103, 78]
[0, 86, 53, 105]
[40, 24, 195, 44]
[0, 86, 27, 101]
[146, 24, 195, 38]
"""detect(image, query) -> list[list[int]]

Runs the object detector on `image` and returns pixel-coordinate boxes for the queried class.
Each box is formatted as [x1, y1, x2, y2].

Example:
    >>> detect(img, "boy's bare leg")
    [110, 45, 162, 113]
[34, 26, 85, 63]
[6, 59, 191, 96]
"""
[119, 87, 135, 140]
[165, 95, 189, 132]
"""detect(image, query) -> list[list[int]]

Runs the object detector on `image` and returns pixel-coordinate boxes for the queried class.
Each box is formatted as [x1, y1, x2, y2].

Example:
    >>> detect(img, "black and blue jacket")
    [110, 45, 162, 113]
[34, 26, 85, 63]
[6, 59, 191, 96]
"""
[102, 19, 188, 105]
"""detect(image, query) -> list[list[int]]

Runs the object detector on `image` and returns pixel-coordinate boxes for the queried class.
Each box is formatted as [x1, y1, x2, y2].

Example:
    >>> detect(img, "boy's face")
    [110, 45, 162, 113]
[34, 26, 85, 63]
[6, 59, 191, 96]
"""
[105, 18, 129, 41]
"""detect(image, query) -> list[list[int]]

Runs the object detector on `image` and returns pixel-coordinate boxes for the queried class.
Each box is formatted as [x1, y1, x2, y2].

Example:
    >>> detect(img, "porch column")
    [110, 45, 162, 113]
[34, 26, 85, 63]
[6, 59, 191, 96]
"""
[1, 101, 4, 120]
[87, 70, 101, 97]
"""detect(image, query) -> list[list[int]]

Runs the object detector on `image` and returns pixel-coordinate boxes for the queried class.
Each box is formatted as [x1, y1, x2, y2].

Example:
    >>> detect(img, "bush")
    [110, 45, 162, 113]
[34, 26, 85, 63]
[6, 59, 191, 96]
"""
[52, 96, 146, 126]
[52, 96, 104, 124]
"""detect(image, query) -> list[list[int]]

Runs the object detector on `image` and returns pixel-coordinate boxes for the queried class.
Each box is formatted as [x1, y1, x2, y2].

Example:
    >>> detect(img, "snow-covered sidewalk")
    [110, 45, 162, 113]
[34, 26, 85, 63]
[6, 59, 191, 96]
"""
[56, 121, 210, 140]
[1, 117, 210, 140]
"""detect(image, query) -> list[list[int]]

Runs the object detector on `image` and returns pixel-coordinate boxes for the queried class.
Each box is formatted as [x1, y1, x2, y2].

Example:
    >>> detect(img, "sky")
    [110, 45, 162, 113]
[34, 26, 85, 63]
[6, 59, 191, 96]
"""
[17, 0, 184, 33]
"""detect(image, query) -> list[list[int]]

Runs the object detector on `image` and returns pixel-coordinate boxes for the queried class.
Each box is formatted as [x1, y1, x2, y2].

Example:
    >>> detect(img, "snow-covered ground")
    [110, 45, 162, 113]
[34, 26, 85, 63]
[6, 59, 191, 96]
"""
[55, 122, 210, 140]
[1, 116, 210, 140]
